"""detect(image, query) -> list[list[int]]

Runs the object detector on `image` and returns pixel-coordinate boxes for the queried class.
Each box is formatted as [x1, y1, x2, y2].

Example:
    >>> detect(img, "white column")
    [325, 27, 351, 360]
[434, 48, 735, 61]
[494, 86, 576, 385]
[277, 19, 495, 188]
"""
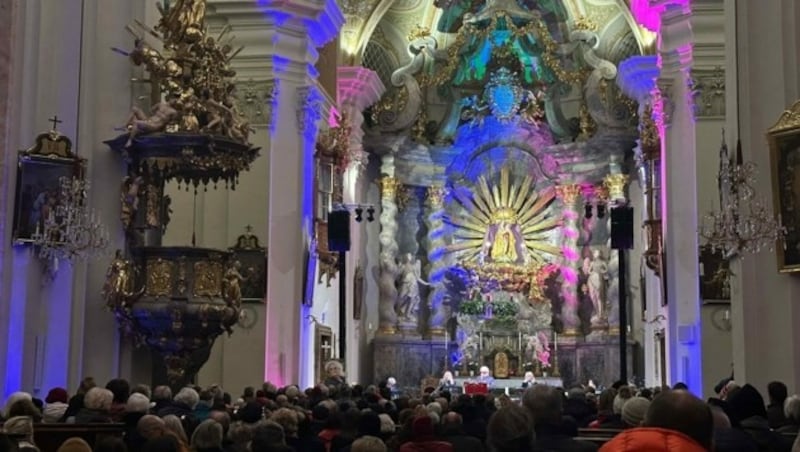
[729, 0, 800, 391]
[336, 67, 384, 377]
[256, 0, 343, 387]
[658, 3, 703, 392]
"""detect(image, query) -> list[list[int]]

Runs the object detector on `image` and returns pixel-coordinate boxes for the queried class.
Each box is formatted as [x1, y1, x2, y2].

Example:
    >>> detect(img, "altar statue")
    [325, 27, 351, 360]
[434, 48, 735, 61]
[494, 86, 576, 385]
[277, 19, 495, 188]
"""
[584, 249, 609, 321]
[397, 253, 430, 321]
[222, 260, 249, 308]
[490, 222, 518, 263]
[102, 250, 140, 309]
[124, 97, 180, 147]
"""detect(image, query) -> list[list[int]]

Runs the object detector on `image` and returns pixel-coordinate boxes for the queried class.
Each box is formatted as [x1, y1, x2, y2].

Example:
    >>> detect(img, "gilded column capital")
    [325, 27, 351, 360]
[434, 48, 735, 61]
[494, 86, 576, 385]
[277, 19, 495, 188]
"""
[555, 184, 582, 206]
[426, 185, 447, 208]
[378, 176, 399, 199]
[603, 174, 630, 201]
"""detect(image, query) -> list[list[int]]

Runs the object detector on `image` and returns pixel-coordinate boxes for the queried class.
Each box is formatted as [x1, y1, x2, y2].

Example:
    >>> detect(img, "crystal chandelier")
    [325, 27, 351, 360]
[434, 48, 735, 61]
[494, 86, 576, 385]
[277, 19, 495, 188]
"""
[30, 176, 109, 263]
[700, 132, 785, 258]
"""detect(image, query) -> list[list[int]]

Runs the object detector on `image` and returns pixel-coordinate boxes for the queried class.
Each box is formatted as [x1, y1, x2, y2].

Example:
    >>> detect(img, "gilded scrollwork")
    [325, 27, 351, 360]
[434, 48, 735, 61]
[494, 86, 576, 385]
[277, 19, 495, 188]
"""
[146, 258, 173, 297]
[193, 260, 223, 297]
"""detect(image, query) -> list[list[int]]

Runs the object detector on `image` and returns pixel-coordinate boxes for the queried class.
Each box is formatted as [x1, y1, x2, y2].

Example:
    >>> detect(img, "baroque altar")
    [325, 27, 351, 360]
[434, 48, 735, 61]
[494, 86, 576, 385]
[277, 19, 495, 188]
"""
[370, 0, 638, 388]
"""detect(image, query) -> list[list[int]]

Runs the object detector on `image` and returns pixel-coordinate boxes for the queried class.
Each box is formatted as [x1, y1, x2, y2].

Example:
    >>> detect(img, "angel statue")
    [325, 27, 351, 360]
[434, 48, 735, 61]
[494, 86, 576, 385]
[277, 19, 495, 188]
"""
[222, 260, 250, 309]
[102, 250, 142, 310]
[396, 253, 430, 321]
[120, 176, 144, 230]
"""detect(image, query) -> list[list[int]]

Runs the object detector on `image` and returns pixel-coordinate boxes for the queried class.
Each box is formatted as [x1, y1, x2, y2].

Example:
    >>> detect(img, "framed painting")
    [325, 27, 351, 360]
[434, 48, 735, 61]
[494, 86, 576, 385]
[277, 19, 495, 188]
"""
[229, 227, 267, 302]
[768, 100, 800, 272]
[12, 131, 84, 243]
[699, 245, 731, 303]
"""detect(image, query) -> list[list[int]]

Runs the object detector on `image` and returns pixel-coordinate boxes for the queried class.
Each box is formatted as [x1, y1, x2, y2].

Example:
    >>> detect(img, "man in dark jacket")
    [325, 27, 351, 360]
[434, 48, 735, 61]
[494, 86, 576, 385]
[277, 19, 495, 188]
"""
[441, 412, 484, 451]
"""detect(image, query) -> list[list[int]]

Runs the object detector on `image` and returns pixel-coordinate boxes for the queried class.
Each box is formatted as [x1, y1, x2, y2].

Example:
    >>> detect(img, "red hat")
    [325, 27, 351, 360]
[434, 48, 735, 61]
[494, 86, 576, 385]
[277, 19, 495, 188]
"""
[45, 387, 68, 404]
[411, 415, 434, 438]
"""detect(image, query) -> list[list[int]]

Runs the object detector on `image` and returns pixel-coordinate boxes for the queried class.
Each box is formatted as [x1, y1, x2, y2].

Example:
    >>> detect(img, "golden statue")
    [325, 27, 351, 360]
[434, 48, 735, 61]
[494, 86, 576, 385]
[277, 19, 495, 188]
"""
[494, 351, 509, 379]
[222, 260, 247, 308]
[102, 250, 141, 309]
[490, 222, 518, 263]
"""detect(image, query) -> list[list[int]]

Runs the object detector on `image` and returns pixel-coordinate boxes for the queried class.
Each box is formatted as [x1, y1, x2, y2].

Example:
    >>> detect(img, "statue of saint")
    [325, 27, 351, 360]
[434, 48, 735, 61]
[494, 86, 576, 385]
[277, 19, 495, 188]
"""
[396, 254, 429, 321]
[490, 222, 518, 263]
[583, 249, 609, 321]
[222, 261, 248, 308]
[102, 250, 140, 309]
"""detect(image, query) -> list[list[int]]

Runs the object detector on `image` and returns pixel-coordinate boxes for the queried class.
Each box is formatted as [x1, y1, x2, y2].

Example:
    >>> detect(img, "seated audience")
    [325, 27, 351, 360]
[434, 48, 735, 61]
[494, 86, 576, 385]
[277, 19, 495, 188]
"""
[43, 388, 69, 423]
[75, 387, 113, 423]
[767, 381, 790, 429]
[779, 395, 800, 435]
[486, 403, 532, 452]
[727, 384, 792, 452]
[477, 367, 494, 387]
[600, 390, 713, 452]
[621, 397, 651, 428]
[441, 412, 484, 452]
[56, 437, 92, 452]
[351, 436, 387, 452]
[522, 385, 597, 452]
[399, 415, 453, 452]
[709, 404, 758, 452]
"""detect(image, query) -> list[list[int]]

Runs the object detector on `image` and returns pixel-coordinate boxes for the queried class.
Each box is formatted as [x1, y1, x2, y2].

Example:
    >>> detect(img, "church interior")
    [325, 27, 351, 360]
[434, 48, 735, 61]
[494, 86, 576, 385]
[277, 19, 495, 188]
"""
[2, 0, 800, 422]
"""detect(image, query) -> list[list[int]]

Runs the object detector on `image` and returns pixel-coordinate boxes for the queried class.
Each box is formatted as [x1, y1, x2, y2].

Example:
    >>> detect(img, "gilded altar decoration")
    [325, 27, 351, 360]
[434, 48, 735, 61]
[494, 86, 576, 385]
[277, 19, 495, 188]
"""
[378, 176, 400, 199]
[603, 174, 629, 201]
[120, 176, 144, 230]
[426, 185, 447, 207]
[573, 16, 598, 32]
[407, 25, 431, 42]
[146, 258, 173, 297]
[555, 184, 582, 205]
[193, 261, 223, 297]
[115, 0, 250, 144]
[102, 250, 143, 309]
[316, 112, 353, 171]
[447, 167, 561, 295]
[221, 261, 245, 308]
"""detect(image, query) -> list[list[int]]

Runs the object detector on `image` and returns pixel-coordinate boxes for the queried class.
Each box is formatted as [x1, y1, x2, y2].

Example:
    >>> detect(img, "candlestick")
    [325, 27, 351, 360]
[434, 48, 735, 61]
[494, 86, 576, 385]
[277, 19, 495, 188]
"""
[554, 331, 558, 353]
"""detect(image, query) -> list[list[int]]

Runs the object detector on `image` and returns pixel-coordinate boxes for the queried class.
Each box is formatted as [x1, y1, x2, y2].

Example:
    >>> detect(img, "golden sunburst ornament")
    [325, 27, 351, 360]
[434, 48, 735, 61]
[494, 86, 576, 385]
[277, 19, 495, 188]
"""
[446, 166, 561, 266]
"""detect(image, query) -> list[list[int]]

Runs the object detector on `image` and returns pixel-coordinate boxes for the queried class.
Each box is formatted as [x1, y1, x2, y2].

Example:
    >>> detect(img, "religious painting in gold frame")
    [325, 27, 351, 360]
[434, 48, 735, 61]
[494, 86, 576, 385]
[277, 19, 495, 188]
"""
[767, 100, 800, 272]
[229, 227, 267, 302]
[314, 324, 334, 384]
[12, 130, 85, 243]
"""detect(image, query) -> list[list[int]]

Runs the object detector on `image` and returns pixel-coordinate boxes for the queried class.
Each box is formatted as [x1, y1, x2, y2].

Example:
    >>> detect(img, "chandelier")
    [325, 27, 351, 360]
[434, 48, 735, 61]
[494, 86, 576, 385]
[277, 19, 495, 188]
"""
[700, 133, 785, 258]
[30, 176, 109, 263]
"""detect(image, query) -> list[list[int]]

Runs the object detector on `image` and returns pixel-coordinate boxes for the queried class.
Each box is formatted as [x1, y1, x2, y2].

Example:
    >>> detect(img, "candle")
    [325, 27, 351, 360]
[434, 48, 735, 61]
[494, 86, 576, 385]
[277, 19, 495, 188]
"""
[554, 331, 558, 353]
[518, 332, 522, 351]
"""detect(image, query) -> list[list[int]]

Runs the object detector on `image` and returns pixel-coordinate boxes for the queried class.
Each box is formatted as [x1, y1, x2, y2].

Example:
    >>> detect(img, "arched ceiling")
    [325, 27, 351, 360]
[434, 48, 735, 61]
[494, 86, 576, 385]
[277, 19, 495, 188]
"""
[339, 0, 655, 67]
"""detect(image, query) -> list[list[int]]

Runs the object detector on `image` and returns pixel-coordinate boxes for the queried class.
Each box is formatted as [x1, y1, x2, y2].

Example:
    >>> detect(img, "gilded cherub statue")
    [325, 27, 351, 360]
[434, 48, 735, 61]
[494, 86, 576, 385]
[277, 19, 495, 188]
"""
[123, 96, 180, 147]
[102, 250, 142, 309]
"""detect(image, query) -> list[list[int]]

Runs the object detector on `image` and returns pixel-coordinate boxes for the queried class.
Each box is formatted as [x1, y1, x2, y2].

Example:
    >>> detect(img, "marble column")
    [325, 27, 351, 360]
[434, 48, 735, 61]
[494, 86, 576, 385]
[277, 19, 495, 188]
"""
[555, 184, 583, 334]
[377, 160, 400, 335]
[653, 2, 703, 392]
[336, 67, 384, 374]
[426, 185, 448, 335]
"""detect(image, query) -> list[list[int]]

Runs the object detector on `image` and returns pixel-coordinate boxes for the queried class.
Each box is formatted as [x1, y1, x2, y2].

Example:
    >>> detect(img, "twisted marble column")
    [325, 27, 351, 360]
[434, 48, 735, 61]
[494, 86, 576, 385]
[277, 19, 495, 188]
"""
[604, 174, 629, 333]
[377, 166, 400, 335]
[426, 185, 448, 335]
[556, 184, 582, 334]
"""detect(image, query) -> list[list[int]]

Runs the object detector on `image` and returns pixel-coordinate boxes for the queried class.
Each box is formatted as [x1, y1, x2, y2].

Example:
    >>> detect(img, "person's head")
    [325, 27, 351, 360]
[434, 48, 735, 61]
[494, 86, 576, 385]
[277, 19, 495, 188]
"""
[174, 387, 199, 410]
[251, 420, 285, 449]
[131, 384, 152, 399]
[105, 379, 130, 405]
[598, 388, 617, 412]
[768, 381, 788, 405]
[621, 397, 651, 427]
[325, 361, 344, 378]
[7, 399, 41, 422]
[84, 388, 114, 411]
[45, 388, 69, 405]
[442, 411, 462, 428]
[190, 419, 223, 451]
[672, 382, 689, 391]
[487, 403, 533, 452]
[709, 405, 732, 429]
[270, 408, 299, 437]
[152, 385, 172, 403]
[386, 377, 396, 388]
[351, 436, 387, 452]
[162, 415, 188, 444]
[479, 366, 490, 378]
[785, 395, 800, 423]
[442, 371, 453, 381]
[727, 383, 767, 422]
[56, 437, 92, 452]
[524, 371, 535, 382]
[613, 386, 633, 414]
[227, 421, 254, 446]
[77, 377, 96, 395]
[141, 435, 180, 452]
[522, 384, 562, 424]
[209, 410, 231, 434]
[126, 393, 151, 414]
[644, 390, 713, 450]
[3, 392, 32, 418]
[137, 414, 167, 439]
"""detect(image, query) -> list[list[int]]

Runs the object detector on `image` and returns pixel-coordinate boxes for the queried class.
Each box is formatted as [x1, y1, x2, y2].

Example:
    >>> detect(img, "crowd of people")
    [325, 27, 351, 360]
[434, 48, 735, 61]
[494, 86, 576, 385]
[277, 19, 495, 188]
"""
[1, 374, 800, 452]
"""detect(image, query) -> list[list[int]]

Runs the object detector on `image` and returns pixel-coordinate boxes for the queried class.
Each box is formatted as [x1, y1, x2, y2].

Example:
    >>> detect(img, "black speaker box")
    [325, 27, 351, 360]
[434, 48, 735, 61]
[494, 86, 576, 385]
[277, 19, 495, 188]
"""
[610, 206, 634, 250]
[327, 210, 351, 252]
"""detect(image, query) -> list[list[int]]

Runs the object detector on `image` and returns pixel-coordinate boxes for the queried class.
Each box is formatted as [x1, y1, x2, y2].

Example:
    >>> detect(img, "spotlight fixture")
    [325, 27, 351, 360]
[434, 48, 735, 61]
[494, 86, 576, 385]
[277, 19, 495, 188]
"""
[355, 207, 364, 222]
[597, 203, 606, 219]
[366, 206, 375, 222]
[584, 203, 593, 219]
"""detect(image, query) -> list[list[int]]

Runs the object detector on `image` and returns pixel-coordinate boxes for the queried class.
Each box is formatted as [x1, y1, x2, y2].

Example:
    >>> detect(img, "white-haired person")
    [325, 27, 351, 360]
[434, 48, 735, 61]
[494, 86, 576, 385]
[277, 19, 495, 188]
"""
[522, 371, 536, 388]
[477, 366, 495, 387]
[439, 370, 457, 392]
[73, 387, 113, 423]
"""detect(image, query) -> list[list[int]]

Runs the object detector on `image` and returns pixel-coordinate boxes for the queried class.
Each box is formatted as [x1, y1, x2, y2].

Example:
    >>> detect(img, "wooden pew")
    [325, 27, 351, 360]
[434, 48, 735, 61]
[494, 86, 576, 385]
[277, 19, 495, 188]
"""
[578, 428, 622, 446]
[2, 423, 125, 452]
